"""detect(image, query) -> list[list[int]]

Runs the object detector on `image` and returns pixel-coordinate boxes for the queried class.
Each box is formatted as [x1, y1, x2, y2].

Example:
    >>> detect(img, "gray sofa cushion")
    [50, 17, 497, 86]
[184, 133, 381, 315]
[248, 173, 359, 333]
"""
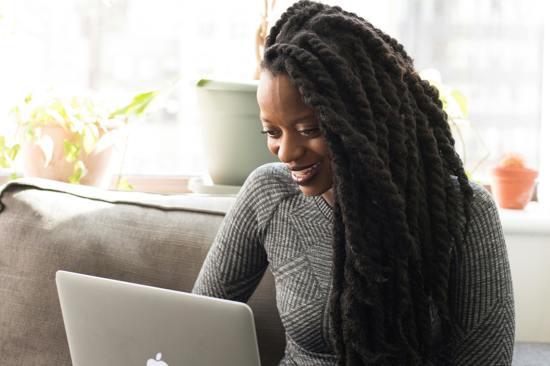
[0, 178, 285, 366]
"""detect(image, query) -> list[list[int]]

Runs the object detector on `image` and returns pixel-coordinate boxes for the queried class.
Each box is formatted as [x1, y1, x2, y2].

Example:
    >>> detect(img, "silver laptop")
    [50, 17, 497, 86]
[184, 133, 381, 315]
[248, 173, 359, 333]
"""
[56, 270, 261, 366]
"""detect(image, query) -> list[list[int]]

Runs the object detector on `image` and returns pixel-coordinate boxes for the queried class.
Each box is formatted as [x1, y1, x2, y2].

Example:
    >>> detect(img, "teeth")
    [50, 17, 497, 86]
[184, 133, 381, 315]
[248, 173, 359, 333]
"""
[293, 162, 319, 177]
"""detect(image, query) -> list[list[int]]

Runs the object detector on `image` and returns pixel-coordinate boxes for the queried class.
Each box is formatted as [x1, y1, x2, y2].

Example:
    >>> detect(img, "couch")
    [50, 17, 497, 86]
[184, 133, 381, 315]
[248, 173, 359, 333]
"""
[0, 178, 285, 366]
[1, 178, 549, 365]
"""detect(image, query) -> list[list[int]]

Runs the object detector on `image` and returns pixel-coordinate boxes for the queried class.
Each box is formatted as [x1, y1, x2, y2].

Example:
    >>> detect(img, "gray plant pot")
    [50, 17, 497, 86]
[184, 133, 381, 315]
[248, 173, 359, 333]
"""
[196, 79, 278, 186]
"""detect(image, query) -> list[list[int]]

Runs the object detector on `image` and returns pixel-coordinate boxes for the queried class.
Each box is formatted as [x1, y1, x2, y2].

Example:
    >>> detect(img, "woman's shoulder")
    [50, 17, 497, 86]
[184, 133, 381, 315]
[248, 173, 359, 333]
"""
[245, 162, 296, 187]
[447, 176, 502, 248]
[468, 180, 497, 212]
[233, 162, 300, 223]
[453, 177, 505, 256]
[449, 176, 498, 220]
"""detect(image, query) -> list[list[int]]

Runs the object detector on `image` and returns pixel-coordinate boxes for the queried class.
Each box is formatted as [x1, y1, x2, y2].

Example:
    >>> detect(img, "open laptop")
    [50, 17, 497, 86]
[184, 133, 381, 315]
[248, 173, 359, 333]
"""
[56, 270, 262, 366]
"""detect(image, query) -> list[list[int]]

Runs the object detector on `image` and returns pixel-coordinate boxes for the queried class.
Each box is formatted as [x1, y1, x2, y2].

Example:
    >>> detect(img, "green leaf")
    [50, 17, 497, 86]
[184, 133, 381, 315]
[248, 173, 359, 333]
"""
[0, 139, 20, 168]
[7, 144, 20, 161]
[68, 160, 87, 184]
[116, 177, 134, 191]
[440, 94, 448, 112]
[9, 172, 20, 180]
[50, 99, 69, 121]
[25, 127, 36, 141]
[450, 89, 469, 119]
[196, 79, 210, 87]
[24, 93, 33, 104]
[64, 140, 81, 163]
[109, 90, 158, 119]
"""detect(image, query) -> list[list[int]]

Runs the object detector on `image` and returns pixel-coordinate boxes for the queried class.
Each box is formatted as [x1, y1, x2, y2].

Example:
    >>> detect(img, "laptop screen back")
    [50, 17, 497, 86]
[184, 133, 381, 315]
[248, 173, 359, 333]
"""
[56, 271, 261, 366]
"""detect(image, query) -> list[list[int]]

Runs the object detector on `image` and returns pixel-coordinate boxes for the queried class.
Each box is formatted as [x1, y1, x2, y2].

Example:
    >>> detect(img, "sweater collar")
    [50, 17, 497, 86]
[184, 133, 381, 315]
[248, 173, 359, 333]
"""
[313, 194, 333, 220]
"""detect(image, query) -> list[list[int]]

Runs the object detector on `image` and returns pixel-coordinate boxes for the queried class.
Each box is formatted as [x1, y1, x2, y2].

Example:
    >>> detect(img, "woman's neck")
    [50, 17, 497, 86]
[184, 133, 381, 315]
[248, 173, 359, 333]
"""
[322, 188, 334, 208]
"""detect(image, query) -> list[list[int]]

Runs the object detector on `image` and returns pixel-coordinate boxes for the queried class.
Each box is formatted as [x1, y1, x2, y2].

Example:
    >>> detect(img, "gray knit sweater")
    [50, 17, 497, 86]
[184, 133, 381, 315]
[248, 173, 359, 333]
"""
[192, 162, 515, 365]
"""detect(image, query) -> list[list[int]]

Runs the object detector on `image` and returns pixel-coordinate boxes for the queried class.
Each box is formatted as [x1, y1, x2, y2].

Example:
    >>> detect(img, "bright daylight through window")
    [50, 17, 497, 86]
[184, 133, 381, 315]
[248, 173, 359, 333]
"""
[0, 0, 547, 187]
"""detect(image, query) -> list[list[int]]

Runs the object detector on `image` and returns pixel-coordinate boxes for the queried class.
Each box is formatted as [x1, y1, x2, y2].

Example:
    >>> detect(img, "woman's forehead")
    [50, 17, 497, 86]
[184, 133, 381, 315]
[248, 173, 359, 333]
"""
[257, 72, 313, 119]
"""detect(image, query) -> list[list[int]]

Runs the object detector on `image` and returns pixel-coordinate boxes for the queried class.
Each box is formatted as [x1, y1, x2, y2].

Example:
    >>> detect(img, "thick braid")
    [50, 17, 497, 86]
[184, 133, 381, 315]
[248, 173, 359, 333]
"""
[334, 7, 415, 66]
[363, 48, 436, 355]
[404, 75, 470, 329]
[266, 1, 328, 48]
[262, 1, 473, 364]
[414, 76, 474, 261]
[352, 19, 462, 338]
[290, 31, 417, 289]
[300, 68, 424, 364]
[276, 20, 429, 363]
[337, 27, 429, 359]
[283, 57, 416, 362]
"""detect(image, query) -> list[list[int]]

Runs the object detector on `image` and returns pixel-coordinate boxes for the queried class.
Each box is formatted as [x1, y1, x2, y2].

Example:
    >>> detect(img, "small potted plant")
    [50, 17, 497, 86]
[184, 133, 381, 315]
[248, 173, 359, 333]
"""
[2, 90, 157, 189]
[489, 153, 538, 209]
[192, 0, 279, 189]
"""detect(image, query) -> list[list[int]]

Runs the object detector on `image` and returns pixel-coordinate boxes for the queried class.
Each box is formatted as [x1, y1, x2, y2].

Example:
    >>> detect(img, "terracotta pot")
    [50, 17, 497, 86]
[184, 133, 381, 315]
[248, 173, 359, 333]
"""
[19, 123, 124, 188]
[489, 165, 538, 209]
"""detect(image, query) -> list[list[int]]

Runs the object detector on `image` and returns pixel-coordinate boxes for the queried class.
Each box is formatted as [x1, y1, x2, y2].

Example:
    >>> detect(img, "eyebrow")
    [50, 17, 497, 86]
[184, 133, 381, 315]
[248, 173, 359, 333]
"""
[261, 113, 316, 125]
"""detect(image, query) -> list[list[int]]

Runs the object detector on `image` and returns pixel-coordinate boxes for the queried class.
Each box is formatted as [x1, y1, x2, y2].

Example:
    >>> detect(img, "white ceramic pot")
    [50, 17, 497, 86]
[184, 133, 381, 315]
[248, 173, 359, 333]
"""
[196, 79, 278, 186]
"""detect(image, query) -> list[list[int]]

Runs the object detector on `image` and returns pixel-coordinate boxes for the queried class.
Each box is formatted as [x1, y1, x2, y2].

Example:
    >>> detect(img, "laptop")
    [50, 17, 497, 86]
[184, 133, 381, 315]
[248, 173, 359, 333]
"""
[55, 270, 262, 366]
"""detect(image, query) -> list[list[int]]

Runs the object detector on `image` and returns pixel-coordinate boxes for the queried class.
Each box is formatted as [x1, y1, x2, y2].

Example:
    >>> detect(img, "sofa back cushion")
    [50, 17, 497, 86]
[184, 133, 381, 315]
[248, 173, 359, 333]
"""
[0, 178, 285, 366]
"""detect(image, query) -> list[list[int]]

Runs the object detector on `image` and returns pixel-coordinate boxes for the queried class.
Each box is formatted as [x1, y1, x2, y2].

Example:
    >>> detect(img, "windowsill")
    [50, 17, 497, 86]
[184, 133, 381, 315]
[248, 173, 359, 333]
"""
[2, 174, 549, 235]
[0, 174, 197, 194]
[498, 202, 550, 236]
[107, 175, 195, 194]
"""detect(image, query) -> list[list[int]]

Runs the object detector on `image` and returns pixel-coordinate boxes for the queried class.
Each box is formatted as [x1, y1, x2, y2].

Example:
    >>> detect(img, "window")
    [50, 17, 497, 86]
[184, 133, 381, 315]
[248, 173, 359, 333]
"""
[396, 0, 547, 181]
[1, 0, 548, 184]
[0, 0, 265, 177]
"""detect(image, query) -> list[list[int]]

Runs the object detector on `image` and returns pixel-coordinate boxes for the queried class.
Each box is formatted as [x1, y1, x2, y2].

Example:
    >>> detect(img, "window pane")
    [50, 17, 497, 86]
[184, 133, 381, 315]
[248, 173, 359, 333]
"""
[1, 0, 546, 180]
[395, 0, 545, 179]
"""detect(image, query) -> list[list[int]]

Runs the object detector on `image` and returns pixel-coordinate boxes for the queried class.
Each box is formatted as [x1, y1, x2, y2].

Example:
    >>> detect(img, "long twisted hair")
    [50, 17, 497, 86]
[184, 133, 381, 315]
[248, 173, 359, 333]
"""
[262, 1, 473, 364]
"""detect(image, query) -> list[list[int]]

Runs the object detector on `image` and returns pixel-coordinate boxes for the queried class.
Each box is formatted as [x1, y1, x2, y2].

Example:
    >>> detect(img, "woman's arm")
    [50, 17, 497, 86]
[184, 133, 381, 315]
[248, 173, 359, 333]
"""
[192, 164, 285, 302]
[444, 184, 515, 365]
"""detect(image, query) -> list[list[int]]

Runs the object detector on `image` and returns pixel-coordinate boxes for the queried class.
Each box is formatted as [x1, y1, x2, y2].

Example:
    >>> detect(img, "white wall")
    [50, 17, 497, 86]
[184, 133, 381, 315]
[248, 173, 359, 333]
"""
[501, 204, 550, 342]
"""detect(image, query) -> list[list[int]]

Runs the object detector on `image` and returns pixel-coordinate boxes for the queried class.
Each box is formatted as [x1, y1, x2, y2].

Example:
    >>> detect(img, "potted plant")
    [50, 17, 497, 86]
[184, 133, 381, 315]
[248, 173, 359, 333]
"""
[195, 79, 278, 188]
[1, 90, 157, 189]
[193, 0, 278, 189]
[489, 153, 538, 209]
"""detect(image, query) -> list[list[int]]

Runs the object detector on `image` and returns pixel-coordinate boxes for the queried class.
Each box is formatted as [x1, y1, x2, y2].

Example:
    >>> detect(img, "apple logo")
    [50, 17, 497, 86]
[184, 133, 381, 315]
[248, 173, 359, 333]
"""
[147, 352, 168, 366]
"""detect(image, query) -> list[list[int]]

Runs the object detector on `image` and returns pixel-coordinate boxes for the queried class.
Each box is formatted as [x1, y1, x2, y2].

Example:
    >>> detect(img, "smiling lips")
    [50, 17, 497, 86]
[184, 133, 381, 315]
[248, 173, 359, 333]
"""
[290, 162, 322, 185]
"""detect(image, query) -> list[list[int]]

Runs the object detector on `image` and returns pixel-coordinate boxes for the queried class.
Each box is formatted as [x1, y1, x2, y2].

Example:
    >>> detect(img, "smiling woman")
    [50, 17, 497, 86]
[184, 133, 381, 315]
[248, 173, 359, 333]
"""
[192, 1, 515, 365]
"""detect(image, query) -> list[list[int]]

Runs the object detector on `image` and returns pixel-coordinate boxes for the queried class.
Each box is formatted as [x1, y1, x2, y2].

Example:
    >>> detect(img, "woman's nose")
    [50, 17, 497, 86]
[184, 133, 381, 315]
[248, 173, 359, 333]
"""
[276, 134, 305, 163]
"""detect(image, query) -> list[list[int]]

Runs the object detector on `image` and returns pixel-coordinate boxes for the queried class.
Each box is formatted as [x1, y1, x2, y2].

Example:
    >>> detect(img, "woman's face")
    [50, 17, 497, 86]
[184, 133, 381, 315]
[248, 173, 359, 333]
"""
[257, 71, 333, 200]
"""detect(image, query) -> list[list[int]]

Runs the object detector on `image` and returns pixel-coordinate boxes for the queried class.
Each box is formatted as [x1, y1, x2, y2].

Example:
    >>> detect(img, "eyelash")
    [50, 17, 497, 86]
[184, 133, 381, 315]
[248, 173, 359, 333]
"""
[260, 128, 320, 138]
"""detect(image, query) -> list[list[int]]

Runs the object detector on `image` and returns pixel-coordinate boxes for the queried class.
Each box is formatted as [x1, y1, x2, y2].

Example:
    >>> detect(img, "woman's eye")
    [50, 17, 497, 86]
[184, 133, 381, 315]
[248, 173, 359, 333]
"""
[299, 128, 320, 137]
[260, 129, 280, 137]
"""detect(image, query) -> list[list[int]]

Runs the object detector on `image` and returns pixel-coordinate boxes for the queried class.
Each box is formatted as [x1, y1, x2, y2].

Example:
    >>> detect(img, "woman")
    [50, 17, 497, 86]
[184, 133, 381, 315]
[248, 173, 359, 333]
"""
[193, 1, 515, 365]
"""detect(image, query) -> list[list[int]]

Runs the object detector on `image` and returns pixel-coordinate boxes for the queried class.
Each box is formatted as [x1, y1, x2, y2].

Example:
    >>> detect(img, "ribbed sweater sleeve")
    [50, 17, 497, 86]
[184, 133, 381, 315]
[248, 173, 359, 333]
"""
[191, 163, 296, 302]
[444, 184, 515, 365]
